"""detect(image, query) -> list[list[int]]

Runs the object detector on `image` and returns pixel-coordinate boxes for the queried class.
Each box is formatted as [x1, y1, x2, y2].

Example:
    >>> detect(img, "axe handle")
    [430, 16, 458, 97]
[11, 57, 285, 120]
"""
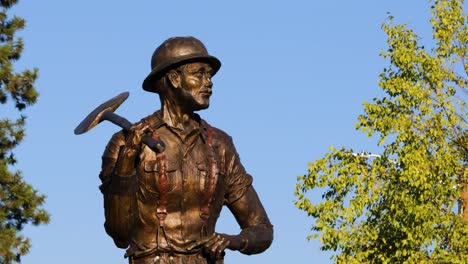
[102, 110, 133, 131]
[142, 135, 166, 153]
[102, 111, 166, 153]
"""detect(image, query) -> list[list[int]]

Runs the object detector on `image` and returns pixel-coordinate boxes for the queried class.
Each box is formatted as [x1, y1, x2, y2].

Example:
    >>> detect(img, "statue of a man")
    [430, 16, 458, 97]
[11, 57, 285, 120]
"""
[99, 36, 273, 264]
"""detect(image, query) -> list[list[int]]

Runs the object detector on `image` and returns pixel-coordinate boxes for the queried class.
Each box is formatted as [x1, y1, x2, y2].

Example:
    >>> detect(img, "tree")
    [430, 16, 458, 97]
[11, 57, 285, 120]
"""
[0, 0, 49, 263]
[295, 0, 467, 263]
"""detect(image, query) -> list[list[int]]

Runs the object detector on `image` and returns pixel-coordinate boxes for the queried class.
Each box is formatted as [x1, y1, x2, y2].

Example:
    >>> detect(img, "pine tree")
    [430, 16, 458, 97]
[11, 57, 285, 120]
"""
[295, 0, 467, 263]
[0, 0, 49, 263]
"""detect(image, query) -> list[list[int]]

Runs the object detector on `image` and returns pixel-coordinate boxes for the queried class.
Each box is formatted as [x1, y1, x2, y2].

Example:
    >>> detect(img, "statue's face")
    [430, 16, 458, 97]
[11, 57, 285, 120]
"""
[176, 62, 214, 111]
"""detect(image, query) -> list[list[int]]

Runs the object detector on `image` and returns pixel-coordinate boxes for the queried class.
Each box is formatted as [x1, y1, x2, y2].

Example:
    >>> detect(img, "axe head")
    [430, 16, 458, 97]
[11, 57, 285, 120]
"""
[74, 92, 129, 135]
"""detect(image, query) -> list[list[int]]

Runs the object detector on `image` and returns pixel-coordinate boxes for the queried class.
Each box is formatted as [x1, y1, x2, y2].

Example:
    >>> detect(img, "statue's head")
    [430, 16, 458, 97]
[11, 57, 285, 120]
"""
[143, 37, 221, 93]
[143, 36, 221, 110]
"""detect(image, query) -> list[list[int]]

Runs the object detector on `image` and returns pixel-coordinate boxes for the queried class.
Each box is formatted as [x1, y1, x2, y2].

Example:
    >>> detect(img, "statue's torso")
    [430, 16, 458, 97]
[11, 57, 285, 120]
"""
[102, 111, 258, 262]
[132, 121, 226, 252]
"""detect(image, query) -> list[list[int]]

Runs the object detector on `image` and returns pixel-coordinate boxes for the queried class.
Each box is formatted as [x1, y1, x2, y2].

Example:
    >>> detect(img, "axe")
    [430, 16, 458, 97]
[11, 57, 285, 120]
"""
[74, 92, 165, 153]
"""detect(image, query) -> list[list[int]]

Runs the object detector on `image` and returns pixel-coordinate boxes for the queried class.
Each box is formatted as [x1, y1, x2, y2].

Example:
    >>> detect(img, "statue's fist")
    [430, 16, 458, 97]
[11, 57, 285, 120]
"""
[114, 122, 152, 176]
[125, 122, 152, 151]
[188, 233, 244, 261]
[203, 233, 229, 260]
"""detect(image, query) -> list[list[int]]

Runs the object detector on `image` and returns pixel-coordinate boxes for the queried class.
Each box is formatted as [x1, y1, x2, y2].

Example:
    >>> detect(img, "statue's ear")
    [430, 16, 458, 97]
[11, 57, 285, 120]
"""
[167, 70, 181, 89]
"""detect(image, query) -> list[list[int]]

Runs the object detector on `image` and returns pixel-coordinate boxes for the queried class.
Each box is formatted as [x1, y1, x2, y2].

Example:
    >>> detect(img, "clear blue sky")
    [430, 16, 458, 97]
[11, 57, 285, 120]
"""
[6, 1, 445, 263]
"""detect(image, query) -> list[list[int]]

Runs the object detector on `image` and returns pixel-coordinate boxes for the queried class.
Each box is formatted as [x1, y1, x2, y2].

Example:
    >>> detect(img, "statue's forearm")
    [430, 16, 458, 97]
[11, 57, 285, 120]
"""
[113, 146, 138, 176]
[239, 221, 273, 255]
[100, 132, 137, 195]
[228, 186, 274, 255]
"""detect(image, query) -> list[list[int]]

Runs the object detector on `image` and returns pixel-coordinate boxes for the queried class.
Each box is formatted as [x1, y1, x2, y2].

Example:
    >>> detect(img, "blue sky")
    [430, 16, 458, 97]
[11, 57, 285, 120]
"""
[4, 1, 446, 263]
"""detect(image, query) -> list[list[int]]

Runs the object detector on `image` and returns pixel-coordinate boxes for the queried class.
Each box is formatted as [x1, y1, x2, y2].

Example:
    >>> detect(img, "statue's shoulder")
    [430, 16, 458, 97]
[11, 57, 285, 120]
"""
[103, 130, 126, 159]
[201, 119, 234, 147]
[108, 130, 125, 144]
[106, 111, 161, 144]
[138, 111, 164, 130]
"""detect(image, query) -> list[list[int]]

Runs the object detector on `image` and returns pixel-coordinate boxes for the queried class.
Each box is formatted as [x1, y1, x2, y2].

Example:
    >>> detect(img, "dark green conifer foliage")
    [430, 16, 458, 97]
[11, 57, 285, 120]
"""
[0, 1, 49, 263]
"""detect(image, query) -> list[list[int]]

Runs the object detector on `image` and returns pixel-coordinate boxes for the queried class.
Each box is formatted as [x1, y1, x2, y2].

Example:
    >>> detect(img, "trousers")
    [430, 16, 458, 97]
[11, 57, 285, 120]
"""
[129, 252, 224, 264]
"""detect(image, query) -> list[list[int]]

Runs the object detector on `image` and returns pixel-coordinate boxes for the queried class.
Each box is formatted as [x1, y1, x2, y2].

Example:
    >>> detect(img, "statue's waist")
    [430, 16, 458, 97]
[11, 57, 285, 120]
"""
[127, 238, 206, 258]
[128, 248, 212, 264]
[129, 209, 216, 247]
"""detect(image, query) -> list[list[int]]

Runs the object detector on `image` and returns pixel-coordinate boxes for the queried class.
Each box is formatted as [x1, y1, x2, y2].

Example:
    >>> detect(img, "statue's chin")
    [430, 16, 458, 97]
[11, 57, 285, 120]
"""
[192, 98, 210, 111]
[194, 103, 209, 111]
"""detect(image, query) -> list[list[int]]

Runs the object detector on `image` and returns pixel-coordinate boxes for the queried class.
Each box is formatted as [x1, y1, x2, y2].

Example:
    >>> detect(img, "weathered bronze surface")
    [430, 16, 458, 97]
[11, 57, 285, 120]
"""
[75, 92, 165, 153]
[79, 36, 273, 264]
[74, 92, 130, 135]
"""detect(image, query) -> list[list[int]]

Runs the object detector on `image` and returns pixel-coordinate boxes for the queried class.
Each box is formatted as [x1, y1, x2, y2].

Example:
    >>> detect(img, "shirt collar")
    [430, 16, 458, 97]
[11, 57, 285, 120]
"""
[150, 110, 208, 143]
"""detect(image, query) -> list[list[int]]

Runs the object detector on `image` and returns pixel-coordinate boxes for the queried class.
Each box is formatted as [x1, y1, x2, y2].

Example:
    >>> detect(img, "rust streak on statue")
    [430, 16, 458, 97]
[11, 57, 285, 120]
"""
[97, 37, 273, 264]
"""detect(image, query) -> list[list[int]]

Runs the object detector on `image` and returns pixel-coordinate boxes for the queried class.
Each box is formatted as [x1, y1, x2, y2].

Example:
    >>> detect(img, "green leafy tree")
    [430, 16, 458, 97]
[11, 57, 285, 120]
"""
[0, 0, 49, 263]
[295, 0, 467, 263]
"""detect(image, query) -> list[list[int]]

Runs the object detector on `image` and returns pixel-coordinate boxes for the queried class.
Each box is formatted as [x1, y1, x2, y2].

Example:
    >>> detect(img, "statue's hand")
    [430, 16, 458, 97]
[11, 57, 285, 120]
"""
[188, 233, 244, 260]
[125, 122, 152, 151]
[114, 122, 151, 176]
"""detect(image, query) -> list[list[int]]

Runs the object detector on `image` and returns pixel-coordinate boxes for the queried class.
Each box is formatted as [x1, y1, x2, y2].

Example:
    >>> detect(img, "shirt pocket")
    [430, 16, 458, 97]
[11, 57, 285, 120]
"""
[142, 159, 178, 193]
[196, 161, 208, 192]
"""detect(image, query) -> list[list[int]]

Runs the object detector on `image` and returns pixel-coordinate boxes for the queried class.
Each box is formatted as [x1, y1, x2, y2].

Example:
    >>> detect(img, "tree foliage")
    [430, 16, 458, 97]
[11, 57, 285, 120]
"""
[0, 0, 49, 263]
[295, 0, 467, 263]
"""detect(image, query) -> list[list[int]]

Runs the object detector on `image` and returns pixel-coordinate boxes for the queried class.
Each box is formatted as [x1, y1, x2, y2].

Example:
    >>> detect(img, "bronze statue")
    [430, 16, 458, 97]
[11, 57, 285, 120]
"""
[77, 36, 273, 264]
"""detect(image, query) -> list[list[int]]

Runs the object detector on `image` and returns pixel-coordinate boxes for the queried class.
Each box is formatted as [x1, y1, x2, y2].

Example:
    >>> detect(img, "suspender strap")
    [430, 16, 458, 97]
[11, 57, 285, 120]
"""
[152, 131, 172, 252]
[137, 118, 171, 251]
[140, 114, 168, 224]
[154, 133, 168, 223]
[200, 123, 219, 232]
[144, 114, 219, 241]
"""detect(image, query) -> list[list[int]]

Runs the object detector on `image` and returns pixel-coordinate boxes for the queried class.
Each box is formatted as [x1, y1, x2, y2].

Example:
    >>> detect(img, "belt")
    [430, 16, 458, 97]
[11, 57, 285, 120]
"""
[126, 242, 203, 259]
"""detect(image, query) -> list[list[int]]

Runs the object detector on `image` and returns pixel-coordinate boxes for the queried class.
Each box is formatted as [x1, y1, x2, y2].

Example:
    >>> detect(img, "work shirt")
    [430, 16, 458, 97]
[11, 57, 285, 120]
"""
[99, 111, 272, 263]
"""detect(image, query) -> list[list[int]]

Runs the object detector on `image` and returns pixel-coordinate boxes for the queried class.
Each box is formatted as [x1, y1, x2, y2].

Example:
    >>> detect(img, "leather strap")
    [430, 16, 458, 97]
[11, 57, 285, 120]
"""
[200, 122, 219, 232]
[154, 132, 168, 223]
[138, 118, 170, 251]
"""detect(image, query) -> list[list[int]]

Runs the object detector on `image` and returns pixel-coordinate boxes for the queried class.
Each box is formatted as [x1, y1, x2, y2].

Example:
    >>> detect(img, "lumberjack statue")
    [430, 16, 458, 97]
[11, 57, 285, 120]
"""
[75, 37, 273, 263]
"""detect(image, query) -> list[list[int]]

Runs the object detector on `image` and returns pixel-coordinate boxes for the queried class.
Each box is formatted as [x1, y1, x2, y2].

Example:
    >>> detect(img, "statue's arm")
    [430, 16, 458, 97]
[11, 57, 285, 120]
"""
[227, 186, 273, 255]
[99, 131, 138, 248]
[219, 133, 273, 255]
[99, 131, 138, 195]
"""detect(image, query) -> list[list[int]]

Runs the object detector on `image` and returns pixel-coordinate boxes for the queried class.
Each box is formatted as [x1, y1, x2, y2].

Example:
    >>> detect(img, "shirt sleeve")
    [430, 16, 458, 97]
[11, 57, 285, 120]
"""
[98, 131, 133, 249]
[215, 129, 273, 254]
[229, 186, 273, 255]
[99, 131, 125, 193]
[217, 133, 253, 205]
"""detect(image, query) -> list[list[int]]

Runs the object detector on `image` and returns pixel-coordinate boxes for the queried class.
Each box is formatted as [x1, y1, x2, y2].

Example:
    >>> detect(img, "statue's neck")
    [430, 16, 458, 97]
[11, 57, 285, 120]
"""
[160, 97, 196, 132]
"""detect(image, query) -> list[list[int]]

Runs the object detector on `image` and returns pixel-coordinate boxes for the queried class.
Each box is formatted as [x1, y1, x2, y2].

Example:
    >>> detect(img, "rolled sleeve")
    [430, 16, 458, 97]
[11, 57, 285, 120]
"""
[218, 134, 253, 205]
[99, 131, 130, 194]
